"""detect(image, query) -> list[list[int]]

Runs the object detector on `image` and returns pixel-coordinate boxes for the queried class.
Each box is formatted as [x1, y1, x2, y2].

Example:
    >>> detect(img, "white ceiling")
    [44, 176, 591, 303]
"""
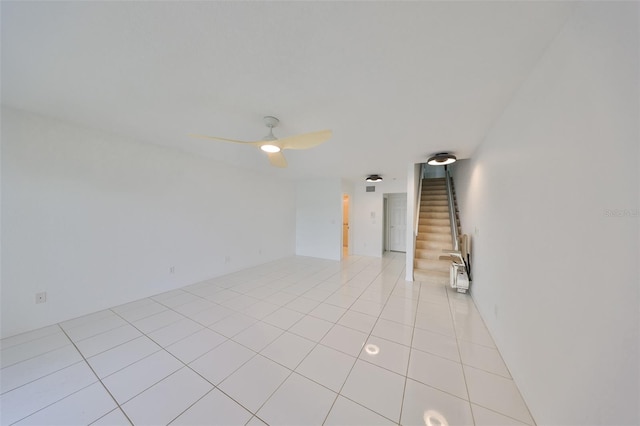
[1, 1, 575, 182]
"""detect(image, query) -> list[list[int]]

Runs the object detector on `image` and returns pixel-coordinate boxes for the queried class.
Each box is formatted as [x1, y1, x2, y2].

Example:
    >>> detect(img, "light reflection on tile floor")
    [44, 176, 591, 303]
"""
[0, 253, 534, 425]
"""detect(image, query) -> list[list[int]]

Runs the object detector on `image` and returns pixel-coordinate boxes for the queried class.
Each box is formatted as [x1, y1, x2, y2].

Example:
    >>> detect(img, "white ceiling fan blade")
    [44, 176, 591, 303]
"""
[188, 133, 260, 145]
[267, 151, 287, 168]
[279, 129, 332, 150]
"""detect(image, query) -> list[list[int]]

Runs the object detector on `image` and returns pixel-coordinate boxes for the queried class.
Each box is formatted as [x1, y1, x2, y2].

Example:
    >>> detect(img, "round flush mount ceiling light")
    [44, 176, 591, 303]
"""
[260, 144, 281, 153]
[427, 153, 457, 166]
[365, 174, 383, 182]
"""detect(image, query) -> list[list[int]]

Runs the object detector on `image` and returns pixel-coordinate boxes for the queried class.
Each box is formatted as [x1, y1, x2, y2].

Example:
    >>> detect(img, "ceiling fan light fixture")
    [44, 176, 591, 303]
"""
[260, 144, 281, 153]
[365, 174, 383, 183]
[427, 153, 457, 166]
[189, 115, 331, 168]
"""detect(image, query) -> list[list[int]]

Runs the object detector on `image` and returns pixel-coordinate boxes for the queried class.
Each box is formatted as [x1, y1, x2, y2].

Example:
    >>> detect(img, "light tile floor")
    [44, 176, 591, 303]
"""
[0, 253, 535, 425]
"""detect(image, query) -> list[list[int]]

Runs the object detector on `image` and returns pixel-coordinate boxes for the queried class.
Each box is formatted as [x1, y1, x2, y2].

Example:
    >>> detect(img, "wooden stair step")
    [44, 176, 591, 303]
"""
[419, 212, 450, 219]
[420, 206, 449, 213]
[415, 249, 449, 260]
[421, 218, 450, 226]
[421, 200, 449, 205]
[418, 225, 450, 234]
[416, 232, 452, 242]
[415, 240, 453, 250]
[421, 200, 448, 206]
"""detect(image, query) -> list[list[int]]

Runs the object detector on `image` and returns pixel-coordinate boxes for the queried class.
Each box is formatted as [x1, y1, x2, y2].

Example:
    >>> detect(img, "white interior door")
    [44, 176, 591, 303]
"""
[388, 193, 407, 252]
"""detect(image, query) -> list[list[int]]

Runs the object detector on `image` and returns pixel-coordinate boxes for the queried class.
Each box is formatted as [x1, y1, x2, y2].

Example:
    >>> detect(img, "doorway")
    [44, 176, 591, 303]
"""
[342, 194, 349, 257]
[385, 193, 407, 252]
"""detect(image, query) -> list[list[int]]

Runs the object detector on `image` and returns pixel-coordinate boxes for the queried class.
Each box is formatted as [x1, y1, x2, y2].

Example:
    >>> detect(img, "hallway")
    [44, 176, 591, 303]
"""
[1, 253, 532, 425]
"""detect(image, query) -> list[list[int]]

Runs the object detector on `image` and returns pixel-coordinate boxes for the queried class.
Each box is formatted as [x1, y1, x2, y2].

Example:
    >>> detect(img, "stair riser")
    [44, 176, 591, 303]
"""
[418, 225, 450, 234]
[420, 211, 458, 217]
[420, 206, 449, 213]
[419, 212, 449, 219]
[421, 218, 450, 227]
[415, 249, 447, 260]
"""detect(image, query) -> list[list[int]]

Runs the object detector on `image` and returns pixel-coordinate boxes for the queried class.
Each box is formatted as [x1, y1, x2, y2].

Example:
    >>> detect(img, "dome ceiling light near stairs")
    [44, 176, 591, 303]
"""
[427, 153, 457, 166]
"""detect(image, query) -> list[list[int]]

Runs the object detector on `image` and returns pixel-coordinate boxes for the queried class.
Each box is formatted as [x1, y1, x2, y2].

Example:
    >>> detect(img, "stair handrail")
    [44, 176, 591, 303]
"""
[445, 167, 459, 252]
[415, 164, 424, 237]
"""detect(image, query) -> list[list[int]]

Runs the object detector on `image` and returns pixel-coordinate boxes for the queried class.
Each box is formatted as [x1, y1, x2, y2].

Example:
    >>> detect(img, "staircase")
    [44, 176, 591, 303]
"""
[414, 177, 460, 283]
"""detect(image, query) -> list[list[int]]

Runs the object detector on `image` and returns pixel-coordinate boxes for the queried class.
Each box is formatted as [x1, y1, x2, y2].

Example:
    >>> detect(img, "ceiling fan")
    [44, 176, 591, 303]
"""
[189, 116, 332, 168]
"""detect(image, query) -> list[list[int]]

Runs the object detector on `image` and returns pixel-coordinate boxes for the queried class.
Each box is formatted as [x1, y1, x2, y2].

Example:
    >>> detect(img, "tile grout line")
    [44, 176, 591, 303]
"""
[446, 284, 477, 426]
[321, 255, 406, 426]
[238, 259, 384, 422]
[0, 338, 71, 371]
[460, 298, 539, 426]
[104, 256, 376, 425]
[109, 305, 262, 424]
[3, 325, 100, 425]
[0, 346, 83, 395]
[452, 295, 538, 426]
[2, 256, 363, 425]
[237, 255, 395, 424]
[397, 271, 423, 426]
[57, 324, 135, 426]
[5, 254, 525, 426]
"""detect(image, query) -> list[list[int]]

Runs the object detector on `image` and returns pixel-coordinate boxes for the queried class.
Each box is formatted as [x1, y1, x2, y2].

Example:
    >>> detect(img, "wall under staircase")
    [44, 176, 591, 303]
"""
[414, 177, 460, 282]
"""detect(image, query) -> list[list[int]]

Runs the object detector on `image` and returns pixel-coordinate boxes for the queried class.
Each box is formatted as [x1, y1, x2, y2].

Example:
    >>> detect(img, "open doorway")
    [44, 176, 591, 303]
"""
[342, 195, 349, 258]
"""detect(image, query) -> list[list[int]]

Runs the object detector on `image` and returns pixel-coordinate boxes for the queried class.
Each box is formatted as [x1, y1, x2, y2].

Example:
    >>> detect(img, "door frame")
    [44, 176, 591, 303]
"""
[384, 192, 407, 253]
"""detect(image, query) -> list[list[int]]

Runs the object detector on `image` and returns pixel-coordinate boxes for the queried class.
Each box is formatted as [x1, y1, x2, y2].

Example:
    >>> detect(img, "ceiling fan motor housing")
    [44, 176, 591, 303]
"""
[264, 116, 280, 128]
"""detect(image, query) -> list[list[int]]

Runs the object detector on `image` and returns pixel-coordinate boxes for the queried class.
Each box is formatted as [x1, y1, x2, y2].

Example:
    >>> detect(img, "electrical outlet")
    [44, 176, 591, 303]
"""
[35, 292, 47, 304]
[224, 255, 231, 264]
[169, 266, 175, 274]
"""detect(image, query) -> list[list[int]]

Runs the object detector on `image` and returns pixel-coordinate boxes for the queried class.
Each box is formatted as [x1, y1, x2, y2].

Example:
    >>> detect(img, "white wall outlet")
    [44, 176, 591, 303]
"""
[35, 292, 47, 304]
[224, 255, 231, 264]
[169, 266, 175, 274]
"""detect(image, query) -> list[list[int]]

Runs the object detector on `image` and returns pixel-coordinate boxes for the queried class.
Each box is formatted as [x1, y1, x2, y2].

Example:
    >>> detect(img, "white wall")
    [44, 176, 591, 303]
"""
[1, 107, 296, 338]
[351, 177, 407, 257]
[406, 163, 421, 280]
[295, 179, 342, 260]
[452, 3, 639, 425]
